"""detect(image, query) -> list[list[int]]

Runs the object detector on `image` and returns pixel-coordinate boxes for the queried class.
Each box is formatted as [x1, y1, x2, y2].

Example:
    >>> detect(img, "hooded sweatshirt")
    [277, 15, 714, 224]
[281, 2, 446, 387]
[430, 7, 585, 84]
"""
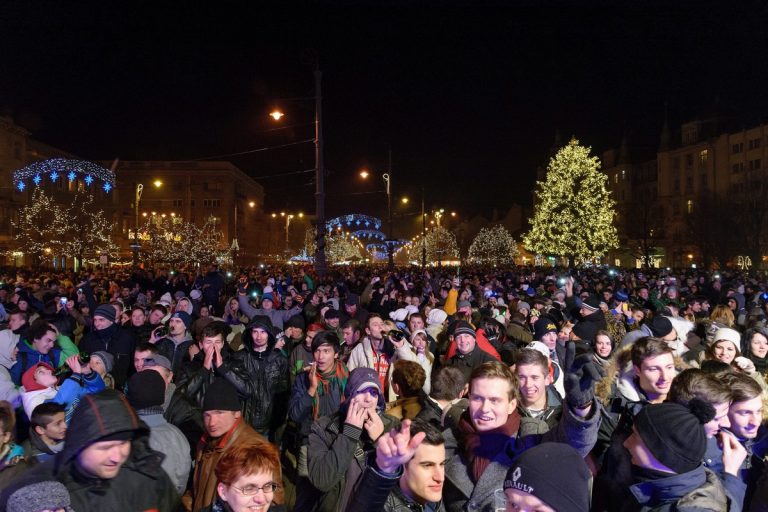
[0, 389, 179, 511]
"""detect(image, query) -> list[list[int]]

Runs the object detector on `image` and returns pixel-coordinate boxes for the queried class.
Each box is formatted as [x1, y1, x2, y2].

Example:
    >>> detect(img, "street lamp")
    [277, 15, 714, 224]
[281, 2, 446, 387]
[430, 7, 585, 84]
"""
[132, 179, 163, 268]
[268, 63, 326, 276]
[272, 212, 304, 257]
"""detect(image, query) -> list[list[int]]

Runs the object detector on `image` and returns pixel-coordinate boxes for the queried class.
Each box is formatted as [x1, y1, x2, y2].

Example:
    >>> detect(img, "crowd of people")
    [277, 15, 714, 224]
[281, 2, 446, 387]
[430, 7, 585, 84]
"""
[0, 262, 766, 511]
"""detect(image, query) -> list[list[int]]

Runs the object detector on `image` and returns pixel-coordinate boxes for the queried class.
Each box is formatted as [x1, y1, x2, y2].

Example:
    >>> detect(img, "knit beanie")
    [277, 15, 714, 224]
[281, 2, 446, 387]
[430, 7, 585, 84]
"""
[504, 443, 591, 511]
[452, 321, 476, 339]
[91, 351, 114, 373]
[517, 301, 531, 312]
[126, 370, 166, 411]
[7, 481, 73, 512]
[634, 399, 714, 474]
[170, 311, 192, 331]
[345, 367, 382, 399]
[647, 316, 674, 338]
[22, 362, 54, 392]
[202, 379, 241, 412]
[93, 304, 116, 323]
[427, 308, 448, 326]
[533, 316, 558, 340]
[580, 296, 601, 313]
[572, 321, 598, 343]
[713, 327, 741, 349]
[285, 314, 306, 330]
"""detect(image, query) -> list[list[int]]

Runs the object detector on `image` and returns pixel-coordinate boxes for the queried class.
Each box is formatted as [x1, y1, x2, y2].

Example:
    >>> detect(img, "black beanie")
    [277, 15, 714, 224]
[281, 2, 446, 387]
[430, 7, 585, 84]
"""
[94, 304, 116, 323]
[533, 316, 558, 340]
[580, 296, 601, 313]
[634, 399, 714, 474]
[126, 371, 165, 411]
[572, 321, 598, 343]
[647, 316, 674, 338]
[202, 379, 241, 412]
[504, 443, 591, 511]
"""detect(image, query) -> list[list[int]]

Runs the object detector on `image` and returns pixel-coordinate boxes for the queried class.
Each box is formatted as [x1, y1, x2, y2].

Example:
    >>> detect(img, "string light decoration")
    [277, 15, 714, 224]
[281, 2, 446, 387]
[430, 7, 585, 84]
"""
[467, 225, 519, 265]
[11, 188, 70, 262]
[326, 214, 381, 232]
[13, 158, 115, 193]
[523, 138, 618, 264]
[11, 188, 117, 265]
[409, 226, 459, 264]
[304, 227, 362, 263]
[138, 215, 227, 266]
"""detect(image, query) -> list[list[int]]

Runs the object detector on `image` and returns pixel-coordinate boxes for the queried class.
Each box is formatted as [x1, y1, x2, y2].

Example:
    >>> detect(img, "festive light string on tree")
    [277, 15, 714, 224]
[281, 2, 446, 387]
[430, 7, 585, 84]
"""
[304, 227, 363, 263]
[138, 215, 227, 266]
[409, 226, 459, 264]
[60, 188, 118, 266]
[468, 225, 519, 265]
[523, 138, 618, 265]
[11, 188, 70, 262]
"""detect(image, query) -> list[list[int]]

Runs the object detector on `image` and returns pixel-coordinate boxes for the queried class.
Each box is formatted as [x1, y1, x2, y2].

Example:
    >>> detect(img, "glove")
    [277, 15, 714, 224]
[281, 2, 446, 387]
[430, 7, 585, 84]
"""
[734, 356, 756, 375]
[563, 341, 602, 409]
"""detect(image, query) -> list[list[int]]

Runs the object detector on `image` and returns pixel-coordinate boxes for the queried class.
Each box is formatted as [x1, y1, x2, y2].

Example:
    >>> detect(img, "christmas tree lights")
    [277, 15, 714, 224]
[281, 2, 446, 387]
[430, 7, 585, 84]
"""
[409, 226, 459, 263]
[468, 225, 519, 265]
[523, 138, 618, 264]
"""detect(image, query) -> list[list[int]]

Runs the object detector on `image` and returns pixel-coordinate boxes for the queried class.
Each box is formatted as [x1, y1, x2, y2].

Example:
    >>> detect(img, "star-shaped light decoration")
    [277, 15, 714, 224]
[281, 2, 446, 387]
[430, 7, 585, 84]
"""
[67, 171, 77, 182]
[84, 175, 93, 186]
[17, 181, 25, 192]
[50, 171, 59, 182]
[103, 183, 112, 193]
[32, 174, 41, 186]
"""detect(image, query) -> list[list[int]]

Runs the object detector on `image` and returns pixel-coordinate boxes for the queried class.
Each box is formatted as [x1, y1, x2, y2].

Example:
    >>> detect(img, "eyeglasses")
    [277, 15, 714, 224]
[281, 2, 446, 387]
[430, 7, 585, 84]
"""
[230, 482, 280, 496]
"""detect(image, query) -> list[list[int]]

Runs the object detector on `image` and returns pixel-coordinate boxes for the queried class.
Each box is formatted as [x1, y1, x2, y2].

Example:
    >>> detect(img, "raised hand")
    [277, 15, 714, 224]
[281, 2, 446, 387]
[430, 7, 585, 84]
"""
[720, 430, 748, 476]
[364, 408, 385, 441]
[345, 400, 367, 429]
[375, 419, 427, 474]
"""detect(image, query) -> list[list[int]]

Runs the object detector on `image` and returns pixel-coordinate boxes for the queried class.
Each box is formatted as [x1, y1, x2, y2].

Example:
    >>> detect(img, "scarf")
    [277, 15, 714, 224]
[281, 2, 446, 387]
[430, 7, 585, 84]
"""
[458, 409, 520, 483]
[313, 361, 349, 419]
[751, 354, 768, 376]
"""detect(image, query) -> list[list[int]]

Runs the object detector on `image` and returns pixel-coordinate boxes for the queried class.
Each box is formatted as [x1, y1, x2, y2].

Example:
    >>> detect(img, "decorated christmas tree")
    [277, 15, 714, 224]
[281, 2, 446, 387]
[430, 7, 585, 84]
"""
[523, 138, 618, 265]
[468, 225, 518, 265]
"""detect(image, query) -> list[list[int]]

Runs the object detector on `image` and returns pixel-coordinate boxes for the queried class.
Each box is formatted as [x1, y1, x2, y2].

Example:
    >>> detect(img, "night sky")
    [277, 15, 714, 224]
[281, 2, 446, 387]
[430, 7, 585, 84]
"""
[2, 2, 768, 221]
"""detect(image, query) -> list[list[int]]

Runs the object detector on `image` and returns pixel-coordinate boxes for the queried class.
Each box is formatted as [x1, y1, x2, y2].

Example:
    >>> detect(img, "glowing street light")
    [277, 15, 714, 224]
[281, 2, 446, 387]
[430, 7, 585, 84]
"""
[359, 170, 370, 179]
[153, 180, 163, 188]
[269, 110, 284, 121]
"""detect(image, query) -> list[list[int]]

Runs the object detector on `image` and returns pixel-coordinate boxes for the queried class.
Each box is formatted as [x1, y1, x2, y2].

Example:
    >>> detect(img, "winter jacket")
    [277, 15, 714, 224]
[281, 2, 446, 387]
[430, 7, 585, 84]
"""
[347, 337, 421, 401]
[517, 385, 563, 430]
[444, 346, 497, 384]
[288, 368, 346, 442]
[234, 323, 290, 435]
[346, 461, 446, 512]
[10, 339, 63, 385]
[176, 345, 253, 410]
[199, 497, 286, 512]
[162, 381, 204, 457]
[191, 418, 277, 512]
[139, 409, 192, 495]
[0, 389, 179, 512]
[622, 465, 733, 512]
[21, 371, 105, 420]
[237, 294, 302, 329]
[20, 427, 59, 465]
[156, 332, 196, 376]
[0, 365, 19, 409]
[704, 429, 767, 510]
[506, 320, 533, 345]
[442, 400, 601, 512]
[307, 409, 400, 512]
[79, 323, 135, 389]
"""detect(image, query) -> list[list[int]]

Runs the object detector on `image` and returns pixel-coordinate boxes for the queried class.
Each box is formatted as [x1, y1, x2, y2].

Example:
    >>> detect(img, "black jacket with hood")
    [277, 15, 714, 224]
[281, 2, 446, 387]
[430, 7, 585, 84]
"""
[0, 389, 179, 512]
[233, 316, 290, 435]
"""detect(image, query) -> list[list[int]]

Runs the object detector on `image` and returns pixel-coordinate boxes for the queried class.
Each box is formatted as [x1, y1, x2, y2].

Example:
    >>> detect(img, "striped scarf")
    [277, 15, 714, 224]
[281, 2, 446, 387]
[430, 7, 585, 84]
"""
[313, 361, 349, 420]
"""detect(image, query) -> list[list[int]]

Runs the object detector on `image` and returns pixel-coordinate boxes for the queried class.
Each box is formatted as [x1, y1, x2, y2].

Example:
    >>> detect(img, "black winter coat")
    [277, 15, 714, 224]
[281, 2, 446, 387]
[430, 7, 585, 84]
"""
[79, 323, 135, 389]
[233, 343, 290, 435]
[175, 349, 254, 412]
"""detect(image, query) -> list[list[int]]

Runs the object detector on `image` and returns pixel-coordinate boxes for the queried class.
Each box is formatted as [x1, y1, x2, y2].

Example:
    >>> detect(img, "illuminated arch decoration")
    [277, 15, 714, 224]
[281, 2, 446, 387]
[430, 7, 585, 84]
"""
[13, 158, 116, 193]
[351, 229, 386, 241]
[326, 214, 381, 233]
[366, 239, 409, 261]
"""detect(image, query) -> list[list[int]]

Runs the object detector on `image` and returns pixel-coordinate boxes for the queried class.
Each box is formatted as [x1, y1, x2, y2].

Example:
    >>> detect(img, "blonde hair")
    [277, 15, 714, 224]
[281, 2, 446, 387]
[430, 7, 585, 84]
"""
[710, 305, 735, 327]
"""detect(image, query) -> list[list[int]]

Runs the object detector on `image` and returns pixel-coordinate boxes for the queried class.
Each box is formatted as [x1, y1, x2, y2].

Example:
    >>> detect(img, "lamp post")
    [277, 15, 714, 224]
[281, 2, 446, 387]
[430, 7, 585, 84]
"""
[131, 183, 143, 268]
[421, 186, 427, 267]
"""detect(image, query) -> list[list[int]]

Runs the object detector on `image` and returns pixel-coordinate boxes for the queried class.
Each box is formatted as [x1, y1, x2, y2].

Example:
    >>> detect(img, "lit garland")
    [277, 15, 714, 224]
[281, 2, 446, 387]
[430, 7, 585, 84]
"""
[11, 188, 117, 264]
[138, 215, 227, 265]
[408, 226, 459, 263]
[523, 138, 618, 262]
[326, 214, 381, 232]
[468, 225, 519, 265]
[12, 158, 115, 193]
[305, 227, 363, 263]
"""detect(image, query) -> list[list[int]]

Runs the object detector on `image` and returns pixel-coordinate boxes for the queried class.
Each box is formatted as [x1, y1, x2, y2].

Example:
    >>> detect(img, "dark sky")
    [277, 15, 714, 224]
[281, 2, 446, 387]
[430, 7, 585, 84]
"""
[2, 2, 768, 221]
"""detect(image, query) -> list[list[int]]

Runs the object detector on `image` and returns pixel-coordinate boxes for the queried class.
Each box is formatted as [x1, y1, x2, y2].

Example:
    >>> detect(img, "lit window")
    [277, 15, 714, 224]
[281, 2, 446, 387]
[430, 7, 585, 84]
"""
[687, 200, 693, 214]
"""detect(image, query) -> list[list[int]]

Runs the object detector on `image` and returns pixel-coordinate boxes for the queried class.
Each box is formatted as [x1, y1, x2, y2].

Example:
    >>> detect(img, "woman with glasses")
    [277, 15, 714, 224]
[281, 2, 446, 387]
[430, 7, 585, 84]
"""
[203, 441, 284, 512]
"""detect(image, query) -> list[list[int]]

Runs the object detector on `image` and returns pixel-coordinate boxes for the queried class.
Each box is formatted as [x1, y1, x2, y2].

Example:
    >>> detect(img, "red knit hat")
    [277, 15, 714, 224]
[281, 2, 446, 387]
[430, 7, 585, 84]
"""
[22, 362, 55, 392]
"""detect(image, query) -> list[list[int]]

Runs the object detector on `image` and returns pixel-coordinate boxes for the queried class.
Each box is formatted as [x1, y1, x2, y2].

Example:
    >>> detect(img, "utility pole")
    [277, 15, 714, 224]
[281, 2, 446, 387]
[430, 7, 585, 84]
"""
[314, 66, 327, 277]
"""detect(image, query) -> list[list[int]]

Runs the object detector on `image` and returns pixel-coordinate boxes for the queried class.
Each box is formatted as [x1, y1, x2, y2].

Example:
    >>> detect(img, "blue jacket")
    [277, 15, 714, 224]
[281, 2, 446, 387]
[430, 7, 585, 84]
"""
[10, 341, 62, 385]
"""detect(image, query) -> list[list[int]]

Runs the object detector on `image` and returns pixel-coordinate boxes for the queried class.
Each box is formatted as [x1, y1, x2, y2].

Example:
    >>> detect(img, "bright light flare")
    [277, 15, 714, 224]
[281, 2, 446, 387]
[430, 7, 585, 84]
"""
[270, 110, 284, 121]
